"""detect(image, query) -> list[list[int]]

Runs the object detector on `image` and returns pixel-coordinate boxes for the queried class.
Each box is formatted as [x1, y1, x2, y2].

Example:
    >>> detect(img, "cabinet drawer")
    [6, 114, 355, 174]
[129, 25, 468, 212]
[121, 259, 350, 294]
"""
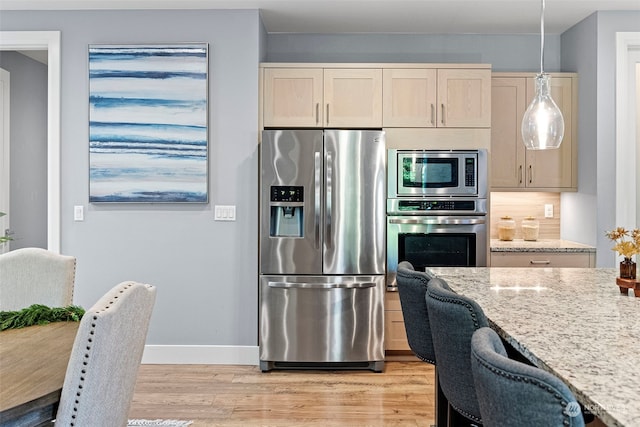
[490, 252, 595, 267]
[384, 310, 410, 351]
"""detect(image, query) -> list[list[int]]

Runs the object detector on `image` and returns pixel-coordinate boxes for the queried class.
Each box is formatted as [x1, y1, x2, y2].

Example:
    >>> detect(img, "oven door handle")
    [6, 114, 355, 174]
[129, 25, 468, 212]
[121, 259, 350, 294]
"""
[388, 217, 486, 225]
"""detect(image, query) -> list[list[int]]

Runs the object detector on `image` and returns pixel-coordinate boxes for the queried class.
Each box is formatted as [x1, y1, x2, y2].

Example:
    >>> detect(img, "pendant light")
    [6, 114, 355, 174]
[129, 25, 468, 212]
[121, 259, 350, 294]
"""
[521, 0, 564, 150]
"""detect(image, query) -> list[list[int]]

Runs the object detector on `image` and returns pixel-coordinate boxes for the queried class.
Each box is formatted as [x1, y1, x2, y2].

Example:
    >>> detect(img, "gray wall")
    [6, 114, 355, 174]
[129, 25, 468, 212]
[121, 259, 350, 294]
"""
[266, 33, 561, 71]
[0, 9, 262, 347]
[561, 11, 640, 267]
[0, 51, 48, 250]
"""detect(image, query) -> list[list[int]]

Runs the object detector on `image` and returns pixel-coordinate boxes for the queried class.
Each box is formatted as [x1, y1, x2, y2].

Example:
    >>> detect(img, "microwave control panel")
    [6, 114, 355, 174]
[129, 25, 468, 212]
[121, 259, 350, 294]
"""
[465, 158, 476, 187]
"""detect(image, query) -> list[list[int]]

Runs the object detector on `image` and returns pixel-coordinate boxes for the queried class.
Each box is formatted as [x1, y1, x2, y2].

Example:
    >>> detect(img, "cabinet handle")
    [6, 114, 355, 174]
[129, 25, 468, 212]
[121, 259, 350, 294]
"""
[430, 104, 435, 125]
[326, 104, 330, 125]
[530, 260, 551, 265]
[315, 103, 319, 125]
[441, 104, 445, 125]
[529, 165, 533, 184]
[519, 165, 523, 184]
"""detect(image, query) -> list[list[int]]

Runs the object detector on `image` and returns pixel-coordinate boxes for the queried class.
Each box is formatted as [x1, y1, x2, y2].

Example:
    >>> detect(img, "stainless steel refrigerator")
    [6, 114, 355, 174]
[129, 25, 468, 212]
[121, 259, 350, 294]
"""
[259, 129, 386, 372]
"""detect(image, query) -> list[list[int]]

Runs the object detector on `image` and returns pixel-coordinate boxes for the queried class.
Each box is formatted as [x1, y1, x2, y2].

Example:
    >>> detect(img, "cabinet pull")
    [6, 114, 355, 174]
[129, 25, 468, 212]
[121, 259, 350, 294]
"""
[315, 103, 319, 125]
[441, 104, 445, 125]
[430, 104, 435, 125]
[529, 165, 533, 184]
[326, 104, 330, 125]
[530, 260, 551, 265]
[519, 165, 523, 184]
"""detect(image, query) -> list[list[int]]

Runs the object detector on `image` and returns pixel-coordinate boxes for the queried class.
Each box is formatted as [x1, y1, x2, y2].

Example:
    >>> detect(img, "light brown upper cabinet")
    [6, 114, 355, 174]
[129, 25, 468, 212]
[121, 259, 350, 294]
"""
[263, 68, 324, 127]
[491, 73, 577, 191]
[383, 68, 491, 128]
[323, 68, 383, 128]
[262, 67, 383, 128]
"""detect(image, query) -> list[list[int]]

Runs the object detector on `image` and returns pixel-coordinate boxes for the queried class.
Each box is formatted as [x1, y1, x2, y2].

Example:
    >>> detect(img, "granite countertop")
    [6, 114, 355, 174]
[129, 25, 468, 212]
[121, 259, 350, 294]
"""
[491, 239, 596, 253]
[428, 267, 639, 427]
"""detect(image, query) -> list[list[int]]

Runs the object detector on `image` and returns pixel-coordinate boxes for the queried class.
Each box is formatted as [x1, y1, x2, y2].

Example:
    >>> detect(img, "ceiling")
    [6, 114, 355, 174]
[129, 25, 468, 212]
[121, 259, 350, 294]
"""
[1, 0, 639, 34]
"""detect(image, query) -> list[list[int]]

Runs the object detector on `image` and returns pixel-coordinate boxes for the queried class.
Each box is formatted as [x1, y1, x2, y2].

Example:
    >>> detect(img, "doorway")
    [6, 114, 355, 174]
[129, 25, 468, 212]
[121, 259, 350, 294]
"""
[0, 67, 9, 254]
[0, 31, 61, 253]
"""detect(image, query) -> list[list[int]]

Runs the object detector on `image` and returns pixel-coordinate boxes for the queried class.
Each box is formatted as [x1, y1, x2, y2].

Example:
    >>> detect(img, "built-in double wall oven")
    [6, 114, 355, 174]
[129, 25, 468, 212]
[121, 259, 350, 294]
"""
[386, 149, 489, 290]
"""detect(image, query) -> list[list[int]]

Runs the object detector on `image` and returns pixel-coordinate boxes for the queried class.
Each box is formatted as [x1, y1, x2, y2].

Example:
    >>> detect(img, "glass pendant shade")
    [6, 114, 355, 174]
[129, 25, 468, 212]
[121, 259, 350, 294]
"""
[521, 75, 565, 151]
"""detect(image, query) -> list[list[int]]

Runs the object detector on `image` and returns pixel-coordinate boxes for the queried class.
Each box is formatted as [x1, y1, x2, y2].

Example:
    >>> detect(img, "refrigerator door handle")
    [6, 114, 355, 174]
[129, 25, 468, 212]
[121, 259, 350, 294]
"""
[325, 151, 333, 249]
[268, 281, 376, 289]
[314, 151, 321, 249]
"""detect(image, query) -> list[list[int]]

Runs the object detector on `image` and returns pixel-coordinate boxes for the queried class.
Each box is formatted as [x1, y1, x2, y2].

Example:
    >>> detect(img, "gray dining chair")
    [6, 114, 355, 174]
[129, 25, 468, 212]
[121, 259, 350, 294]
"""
[55, 281, 157, 427]
[471, 327, 585, 427]
[426, 277, 489, 426]
[396, 261, 448, 426]
[0, 247, 76, 311]
[396, 261, 437, 363]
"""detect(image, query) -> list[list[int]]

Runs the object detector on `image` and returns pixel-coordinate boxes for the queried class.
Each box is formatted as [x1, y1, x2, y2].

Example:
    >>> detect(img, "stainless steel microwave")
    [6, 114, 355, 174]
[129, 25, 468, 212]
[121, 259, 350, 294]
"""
[387, 149, 488, 198]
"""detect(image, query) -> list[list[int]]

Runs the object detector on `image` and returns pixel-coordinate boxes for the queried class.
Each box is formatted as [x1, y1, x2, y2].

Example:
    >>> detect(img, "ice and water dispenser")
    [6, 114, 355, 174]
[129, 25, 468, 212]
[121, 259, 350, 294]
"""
[269, 186, 304, 237]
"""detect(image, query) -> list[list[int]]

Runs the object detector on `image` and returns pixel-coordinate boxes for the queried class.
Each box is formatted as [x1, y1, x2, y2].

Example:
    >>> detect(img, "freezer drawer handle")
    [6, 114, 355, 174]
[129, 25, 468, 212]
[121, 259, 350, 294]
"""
[268, 281, 376, 289]
[389, 218, 485, 225]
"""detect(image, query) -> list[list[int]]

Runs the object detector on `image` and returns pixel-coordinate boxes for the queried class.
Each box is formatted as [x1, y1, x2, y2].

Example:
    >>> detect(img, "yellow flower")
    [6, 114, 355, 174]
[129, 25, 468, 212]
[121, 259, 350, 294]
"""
[606, 227, 640, 259]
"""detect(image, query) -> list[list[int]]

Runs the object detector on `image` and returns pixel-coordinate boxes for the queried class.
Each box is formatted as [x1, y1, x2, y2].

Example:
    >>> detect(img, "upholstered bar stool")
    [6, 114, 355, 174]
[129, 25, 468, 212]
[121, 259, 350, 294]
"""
[471, 327, 585, 427]
[426, 277, 489, 426]
[395, 261, 447, 426]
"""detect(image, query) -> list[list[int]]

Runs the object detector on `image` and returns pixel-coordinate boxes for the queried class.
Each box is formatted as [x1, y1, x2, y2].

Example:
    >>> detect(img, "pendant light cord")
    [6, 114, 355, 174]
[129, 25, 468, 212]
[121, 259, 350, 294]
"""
[540, 0, 545, 74]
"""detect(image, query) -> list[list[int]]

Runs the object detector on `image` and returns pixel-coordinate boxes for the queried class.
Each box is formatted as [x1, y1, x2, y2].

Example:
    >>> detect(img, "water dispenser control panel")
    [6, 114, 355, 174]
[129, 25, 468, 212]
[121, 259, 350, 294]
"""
[271, 186, 303, 203]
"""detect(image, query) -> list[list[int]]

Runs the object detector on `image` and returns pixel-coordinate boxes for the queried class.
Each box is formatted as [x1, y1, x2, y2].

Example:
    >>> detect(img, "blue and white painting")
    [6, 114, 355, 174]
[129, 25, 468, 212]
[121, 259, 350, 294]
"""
[89, 44, 208, 203]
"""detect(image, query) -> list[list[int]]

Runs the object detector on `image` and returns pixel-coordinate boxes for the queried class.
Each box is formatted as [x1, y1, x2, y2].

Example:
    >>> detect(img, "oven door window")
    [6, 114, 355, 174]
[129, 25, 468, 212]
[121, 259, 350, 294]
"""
[398, 232, 476, 270]
[402, 157, 458, 188]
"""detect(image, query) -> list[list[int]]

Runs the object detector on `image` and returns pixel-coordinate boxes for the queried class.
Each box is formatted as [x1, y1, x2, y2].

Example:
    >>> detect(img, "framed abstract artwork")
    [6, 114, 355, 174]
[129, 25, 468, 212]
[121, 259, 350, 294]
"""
[88, 43, 208, 203]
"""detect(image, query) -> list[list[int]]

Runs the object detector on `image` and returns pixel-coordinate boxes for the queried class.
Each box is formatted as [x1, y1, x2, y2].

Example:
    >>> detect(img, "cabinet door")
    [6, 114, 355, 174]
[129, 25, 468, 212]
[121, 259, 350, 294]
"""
[437, 69, 491, 128]
[324, 68, 383, 128]
[525, 76, 574, 189]
[491, 78, 527, 188]
[263, 68, 323, 127]
[382, 69, 437, 127]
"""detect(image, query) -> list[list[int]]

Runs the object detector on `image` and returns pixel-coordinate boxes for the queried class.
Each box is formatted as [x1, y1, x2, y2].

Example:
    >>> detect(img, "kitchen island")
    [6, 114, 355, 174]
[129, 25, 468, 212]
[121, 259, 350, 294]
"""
[428, 267, 639, 427]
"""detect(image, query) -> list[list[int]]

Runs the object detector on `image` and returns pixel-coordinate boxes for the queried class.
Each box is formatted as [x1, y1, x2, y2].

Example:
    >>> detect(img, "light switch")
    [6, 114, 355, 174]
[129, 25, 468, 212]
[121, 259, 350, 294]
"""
[74, 205, 84, 221]
[214, 205, 236, 221]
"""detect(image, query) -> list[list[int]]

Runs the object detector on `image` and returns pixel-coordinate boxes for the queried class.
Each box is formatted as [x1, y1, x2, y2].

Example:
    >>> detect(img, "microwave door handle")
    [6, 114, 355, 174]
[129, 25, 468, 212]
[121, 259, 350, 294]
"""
[389, 218, 486, 225]
[325, 151, 332, 249]
[314, 151, 321, 249]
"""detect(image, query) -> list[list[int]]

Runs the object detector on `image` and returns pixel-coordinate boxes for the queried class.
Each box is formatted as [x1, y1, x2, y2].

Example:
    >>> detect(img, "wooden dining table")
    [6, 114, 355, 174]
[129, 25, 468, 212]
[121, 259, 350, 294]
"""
[429, 267, 640, 427]
[0, 322, 79, 427]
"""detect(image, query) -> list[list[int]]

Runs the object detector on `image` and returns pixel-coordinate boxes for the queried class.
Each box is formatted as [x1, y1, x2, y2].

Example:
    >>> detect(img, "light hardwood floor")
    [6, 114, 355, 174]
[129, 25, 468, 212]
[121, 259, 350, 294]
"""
[129, 361, 436, 426]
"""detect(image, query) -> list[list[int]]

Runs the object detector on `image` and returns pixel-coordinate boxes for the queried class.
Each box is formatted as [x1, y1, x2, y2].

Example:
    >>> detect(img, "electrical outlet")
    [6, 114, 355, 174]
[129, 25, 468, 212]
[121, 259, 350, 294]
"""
[544, 204, 554, 218]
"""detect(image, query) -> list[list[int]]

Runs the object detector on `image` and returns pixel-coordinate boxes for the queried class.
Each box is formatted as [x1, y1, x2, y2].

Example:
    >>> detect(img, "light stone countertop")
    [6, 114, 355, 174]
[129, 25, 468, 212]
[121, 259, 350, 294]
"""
[428, 267, 639, 427]
[491, 238, 596, 253]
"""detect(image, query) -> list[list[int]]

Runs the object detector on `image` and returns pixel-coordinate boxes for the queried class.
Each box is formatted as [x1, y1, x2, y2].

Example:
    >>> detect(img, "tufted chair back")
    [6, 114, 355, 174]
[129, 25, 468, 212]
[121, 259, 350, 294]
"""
[426, 277, 488, 424]
[471, 327, 585, 427]
[0, 247, 76, 311]
[55, 281, 156, 427]
[396, 261, 437, 364]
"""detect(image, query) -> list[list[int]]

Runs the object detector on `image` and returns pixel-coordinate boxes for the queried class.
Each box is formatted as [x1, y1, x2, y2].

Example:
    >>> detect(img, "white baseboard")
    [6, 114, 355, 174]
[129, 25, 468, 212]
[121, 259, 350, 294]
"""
[141, 345, 259, 365]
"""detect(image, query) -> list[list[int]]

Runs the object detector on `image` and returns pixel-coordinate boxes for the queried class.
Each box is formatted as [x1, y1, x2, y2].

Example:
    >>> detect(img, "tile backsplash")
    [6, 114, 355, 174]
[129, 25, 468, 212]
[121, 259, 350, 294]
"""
[490, 192, 561, 240]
